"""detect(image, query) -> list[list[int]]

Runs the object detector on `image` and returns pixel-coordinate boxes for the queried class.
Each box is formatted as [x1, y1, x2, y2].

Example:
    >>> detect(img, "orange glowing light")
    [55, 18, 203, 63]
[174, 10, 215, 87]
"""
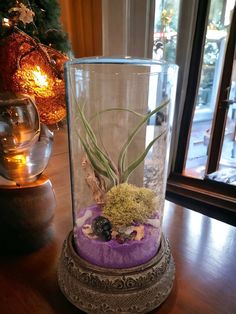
[6, 154, 27, 165]
[32, 66, 49, 88]
[13, 64, 55, 98]
[0, 28, 68, 125]
[4, 154, 28, 171]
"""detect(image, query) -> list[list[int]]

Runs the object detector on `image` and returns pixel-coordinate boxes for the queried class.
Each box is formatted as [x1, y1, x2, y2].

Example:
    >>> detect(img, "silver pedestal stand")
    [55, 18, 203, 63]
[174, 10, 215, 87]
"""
[58, 232, 175, 314]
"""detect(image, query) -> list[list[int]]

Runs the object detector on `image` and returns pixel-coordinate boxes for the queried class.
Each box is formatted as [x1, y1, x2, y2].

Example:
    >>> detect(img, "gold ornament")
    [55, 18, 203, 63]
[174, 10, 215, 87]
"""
[8, 3, 35, 25]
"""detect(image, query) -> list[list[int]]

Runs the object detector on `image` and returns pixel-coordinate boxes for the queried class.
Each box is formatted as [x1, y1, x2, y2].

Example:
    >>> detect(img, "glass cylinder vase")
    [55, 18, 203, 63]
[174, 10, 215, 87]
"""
[65, 57, 178, 269]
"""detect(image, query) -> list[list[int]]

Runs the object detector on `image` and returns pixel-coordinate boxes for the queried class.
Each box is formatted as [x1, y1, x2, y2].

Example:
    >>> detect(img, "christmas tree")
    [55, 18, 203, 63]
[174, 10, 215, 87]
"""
[0, 0, 70, 53]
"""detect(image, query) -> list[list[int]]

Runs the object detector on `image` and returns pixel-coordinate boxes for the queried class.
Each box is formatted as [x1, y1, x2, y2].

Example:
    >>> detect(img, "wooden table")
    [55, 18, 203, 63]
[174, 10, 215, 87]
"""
[0, 127, 236, 314]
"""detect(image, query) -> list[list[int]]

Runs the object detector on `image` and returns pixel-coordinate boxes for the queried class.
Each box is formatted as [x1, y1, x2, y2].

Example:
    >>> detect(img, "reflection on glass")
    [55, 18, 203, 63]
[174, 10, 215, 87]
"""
[185, 0, 235, 177]
[152, 0, 180, 62]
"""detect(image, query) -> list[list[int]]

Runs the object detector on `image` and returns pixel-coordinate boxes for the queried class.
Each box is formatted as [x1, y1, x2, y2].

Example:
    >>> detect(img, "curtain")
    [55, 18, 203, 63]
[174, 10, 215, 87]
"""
[102, 0, 155, 57]
[59, 0, 102, 57]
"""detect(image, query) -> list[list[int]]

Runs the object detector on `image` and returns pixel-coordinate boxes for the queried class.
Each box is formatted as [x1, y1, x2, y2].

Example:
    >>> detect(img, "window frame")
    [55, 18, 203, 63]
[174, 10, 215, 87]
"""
[167, 0, 236, 226]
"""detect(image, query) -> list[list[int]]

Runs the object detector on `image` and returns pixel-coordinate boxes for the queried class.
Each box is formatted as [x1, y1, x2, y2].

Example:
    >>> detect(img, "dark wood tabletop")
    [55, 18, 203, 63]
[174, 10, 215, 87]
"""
[0, 127, 236, 314]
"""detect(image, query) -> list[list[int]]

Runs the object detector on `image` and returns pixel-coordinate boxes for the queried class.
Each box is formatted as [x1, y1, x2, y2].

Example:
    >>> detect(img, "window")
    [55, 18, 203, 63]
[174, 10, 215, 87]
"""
[167, 0, 236, 225]
[185, 0, 235, 179]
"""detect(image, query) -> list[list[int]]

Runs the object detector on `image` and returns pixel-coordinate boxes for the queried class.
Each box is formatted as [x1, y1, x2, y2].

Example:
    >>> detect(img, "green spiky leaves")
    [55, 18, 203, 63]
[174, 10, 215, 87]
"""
[73, 91, 169, 189]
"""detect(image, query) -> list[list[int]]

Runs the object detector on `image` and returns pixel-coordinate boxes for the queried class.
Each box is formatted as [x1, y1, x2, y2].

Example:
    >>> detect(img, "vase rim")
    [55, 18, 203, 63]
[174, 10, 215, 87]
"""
[65, 56, 178, 70]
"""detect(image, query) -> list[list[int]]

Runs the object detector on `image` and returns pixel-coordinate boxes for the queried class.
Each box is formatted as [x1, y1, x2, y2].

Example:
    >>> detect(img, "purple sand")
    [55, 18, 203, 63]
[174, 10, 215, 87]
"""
[74, 204, 160, 269]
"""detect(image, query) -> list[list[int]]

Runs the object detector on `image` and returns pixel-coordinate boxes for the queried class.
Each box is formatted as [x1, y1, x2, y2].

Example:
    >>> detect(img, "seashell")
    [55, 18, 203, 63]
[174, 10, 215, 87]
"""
[146, 218, 160, 228]
[132, 225, 145, 241]
[82, 224, 98, 239]
[76, 210, 92, 228]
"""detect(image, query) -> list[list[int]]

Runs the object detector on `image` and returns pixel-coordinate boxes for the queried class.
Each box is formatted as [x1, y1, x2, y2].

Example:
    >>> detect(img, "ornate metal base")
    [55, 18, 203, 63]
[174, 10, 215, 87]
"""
[58, 232, 175, 314]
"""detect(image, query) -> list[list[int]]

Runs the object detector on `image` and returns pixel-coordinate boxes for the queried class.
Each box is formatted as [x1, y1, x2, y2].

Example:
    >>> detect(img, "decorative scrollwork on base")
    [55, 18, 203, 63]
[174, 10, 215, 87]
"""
[58, 232, 175, 314]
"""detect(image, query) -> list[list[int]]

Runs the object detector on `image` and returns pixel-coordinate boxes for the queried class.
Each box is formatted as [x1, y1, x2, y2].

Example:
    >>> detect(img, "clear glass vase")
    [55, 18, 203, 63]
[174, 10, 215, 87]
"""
[65, 57, 178, 269]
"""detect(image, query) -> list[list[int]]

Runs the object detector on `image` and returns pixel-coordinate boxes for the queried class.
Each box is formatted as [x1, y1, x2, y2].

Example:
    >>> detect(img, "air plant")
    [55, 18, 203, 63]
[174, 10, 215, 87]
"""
[74, 97, 170, 199]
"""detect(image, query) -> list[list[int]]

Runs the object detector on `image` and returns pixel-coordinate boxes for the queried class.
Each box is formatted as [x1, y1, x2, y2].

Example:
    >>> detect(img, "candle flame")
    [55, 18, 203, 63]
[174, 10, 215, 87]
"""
[32, 66, 49, 87]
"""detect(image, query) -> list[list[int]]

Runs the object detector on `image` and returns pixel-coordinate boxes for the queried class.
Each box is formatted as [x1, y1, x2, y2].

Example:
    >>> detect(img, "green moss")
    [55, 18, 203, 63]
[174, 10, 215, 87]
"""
[102, 183, 156, 228]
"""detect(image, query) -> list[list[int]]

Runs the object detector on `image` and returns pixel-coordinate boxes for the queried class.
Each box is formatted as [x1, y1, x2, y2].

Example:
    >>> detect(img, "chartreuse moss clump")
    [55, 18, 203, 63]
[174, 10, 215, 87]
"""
[103, 183, 156, 228]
